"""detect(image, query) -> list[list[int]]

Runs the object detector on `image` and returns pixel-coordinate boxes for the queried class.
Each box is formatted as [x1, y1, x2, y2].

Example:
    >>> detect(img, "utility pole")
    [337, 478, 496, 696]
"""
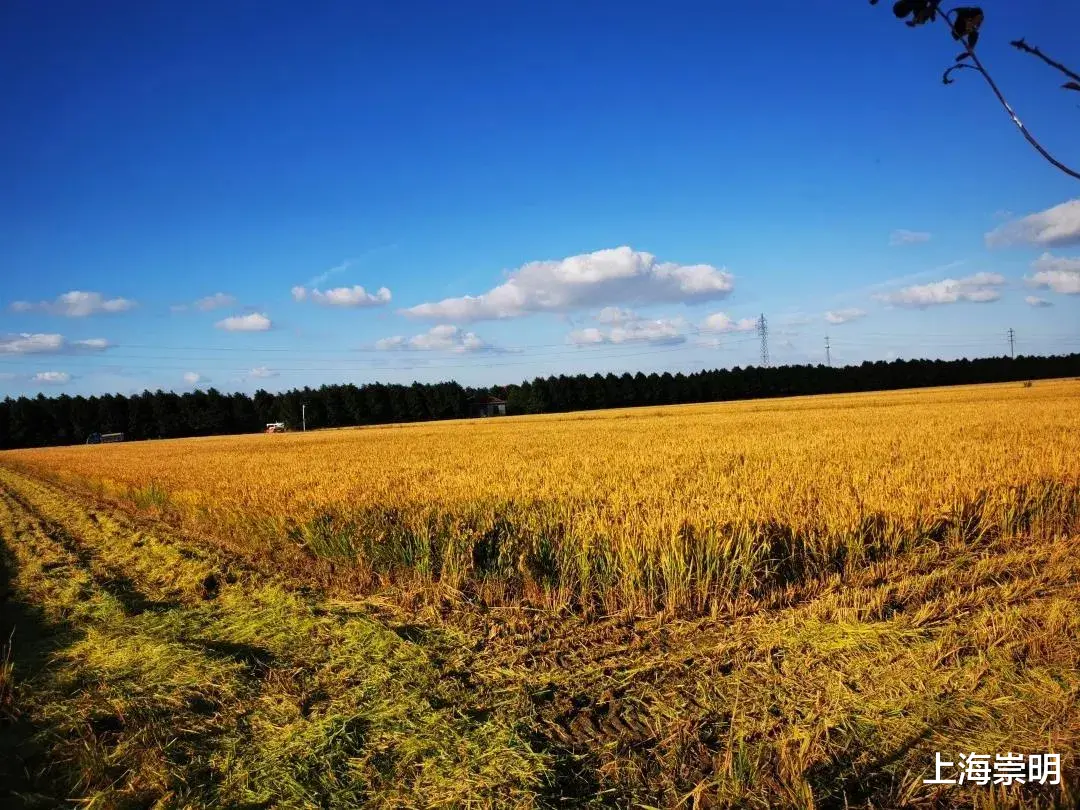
[1007, 328, 1015, 359]
[825, 336, 831, 368]
[302, 403, 307, 432]
[757, 313, 770, 368]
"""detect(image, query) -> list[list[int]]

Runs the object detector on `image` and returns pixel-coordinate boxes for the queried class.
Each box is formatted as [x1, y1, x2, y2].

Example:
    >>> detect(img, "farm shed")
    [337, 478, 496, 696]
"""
[470, 396, 507, 417]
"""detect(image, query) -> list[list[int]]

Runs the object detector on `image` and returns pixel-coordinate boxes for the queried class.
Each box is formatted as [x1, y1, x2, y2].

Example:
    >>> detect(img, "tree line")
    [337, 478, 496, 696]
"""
[1, 353, 1077, 450]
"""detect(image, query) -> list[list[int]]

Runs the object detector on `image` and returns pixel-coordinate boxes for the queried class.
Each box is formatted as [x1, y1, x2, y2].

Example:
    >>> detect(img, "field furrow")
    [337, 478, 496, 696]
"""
[0, 467, 546, 809]
[2, 465, 1077, 807]
[1, 382, 1078, 808]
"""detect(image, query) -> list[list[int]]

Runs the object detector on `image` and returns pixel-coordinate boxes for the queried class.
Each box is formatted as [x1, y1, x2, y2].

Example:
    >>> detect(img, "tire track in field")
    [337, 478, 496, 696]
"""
[0, 467, 549, 808]
[0, 484, 186, 616]
[0, 475, 262, 805]
[0, 471, 231, 608]
[4, 465, 1078, 808]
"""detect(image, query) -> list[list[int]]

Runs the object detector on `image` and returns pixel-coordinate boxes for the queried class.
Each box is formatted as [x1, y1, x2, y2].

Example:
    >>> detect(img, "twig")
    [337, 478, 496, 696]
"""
[1010, 38, 1080, 86]
[937, 11, 1080, 181]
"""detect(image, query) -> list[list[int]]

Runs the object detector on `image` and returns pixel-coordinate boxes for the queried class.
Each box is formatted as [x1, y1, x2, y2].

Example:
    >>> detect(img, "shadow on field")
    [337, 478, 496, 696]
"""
[0, 532, 79, 808]
[807, 727, 933, 809]
[193, 638, 275, 677]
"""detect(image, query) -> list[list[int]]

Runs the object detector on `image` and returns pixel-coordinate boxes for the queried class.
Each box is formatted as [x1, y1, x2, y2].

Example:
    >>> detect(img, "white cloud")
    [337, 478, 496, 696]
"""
[216, 313, 272, 332]
[299, 247, 397, 290]
[73, 338, 110, 351]
[10, 290, 136, 317]
[183, 372, 201, 385]
[985, 199, 1080, 248]
[824, 308, 866, 325]
[307, 260, 352, 288]
[33, 371, 70, 385]
[889, 229, 931, 246]
[402, 246, 734, 322]
[701, 312, 757, 333]
[291, 284, 391, 307]
[0, 333, 111, 355]
[376, 324, 495, 353]
[374, 335, 407, 350]
[1026, 252, 1080, 294]
[567, 327, 607, 345]
[1030, 252, 1080, 274]
[249, 366, 278, 378]
[612, 319, 685, 344]
[569, 317, 687, 346]
[596, 306, 637, 324]
[195, 292, 236, 311]
[1024, 295, 1053, 307]
[172, 293, 237, 313]
[0, 333, 66, 354]
[874, 272, 1006, 308]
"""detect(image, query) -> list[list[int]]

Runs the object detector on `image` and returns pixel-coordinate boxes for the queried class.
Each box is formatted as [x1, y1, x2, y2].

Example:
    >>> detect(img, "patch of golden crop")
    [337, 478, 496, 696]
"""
[4, 381, 1079, 616]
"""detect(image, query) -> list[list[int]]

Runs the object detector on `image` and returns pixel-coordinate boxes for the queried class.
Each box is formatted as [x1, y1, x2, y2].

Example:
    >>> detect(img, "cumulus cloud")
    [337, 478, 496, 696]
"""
[249, 366, 278, 378]
[874, 272, 1006, 308]
[985, 199, 1080, 248]
[889, 229, 931, 246]
[1025, 295, 1053, 307]
[1026, 252, 1080, 294]
[568, 327, 607, 345]
[824, 308, 867, 325]
[10, 291, 136, 317]
[375, 324, 495, 353]
[0, 333, 111, 355]
[402, 246, 734, 322]
[291, 284, 391, 307]
[216, 313, 272, 332]
[700, 312, 757, 333]
[33, 371, 71, 385]
[568, 317, 687, 346]
[183, 372, 201, 385]
[596, 306, 637, 324]
[0, 333, 65, 354]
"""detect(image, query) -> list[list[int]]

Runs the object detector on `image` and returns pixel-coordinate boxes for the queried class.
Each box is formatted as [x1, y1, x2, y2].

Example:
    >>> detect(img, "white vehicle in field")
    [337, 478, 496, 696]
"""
[265, 422, 286, 434]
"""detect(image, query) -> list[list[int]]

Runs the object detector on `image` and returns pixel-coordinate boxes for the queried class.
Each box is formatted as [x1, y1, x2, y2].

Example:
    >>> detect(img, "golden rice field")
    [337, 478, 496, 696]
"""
[4, 380, 1079, 616]
[1, 380, 1078, 808]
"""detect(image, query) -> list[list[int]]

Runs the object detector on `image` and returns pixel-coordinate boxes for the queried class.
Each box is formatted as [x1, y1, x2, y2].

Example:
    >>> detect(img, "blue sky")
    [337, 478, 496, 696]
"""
[2, 0, 1078, 397]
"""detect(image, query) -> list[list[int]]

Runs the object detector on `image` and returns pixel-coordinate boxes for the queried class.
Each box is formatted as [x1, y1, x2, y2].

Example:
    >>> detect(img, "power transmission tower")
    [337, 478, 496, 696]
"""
[825, 335, 831, 367]
[1007, 328, 1015, 359]
[757, 313, 769, 368]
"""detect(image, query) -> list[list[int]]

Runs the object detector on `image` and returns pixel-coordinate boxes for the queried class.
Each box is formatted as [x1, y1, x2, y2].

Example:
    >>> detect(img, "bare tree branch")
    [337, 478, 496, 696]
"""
[1010, 38, 1080, 90]
[941, 10, 1080, 181]
[873, 2, 1080, 180]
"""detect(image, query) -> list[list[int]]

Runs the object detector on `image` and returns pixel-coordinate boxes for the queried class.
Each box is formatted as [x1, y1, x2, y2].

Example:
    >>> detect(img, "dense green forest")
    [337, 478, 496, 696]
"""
[1, 353, 1077, 449]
